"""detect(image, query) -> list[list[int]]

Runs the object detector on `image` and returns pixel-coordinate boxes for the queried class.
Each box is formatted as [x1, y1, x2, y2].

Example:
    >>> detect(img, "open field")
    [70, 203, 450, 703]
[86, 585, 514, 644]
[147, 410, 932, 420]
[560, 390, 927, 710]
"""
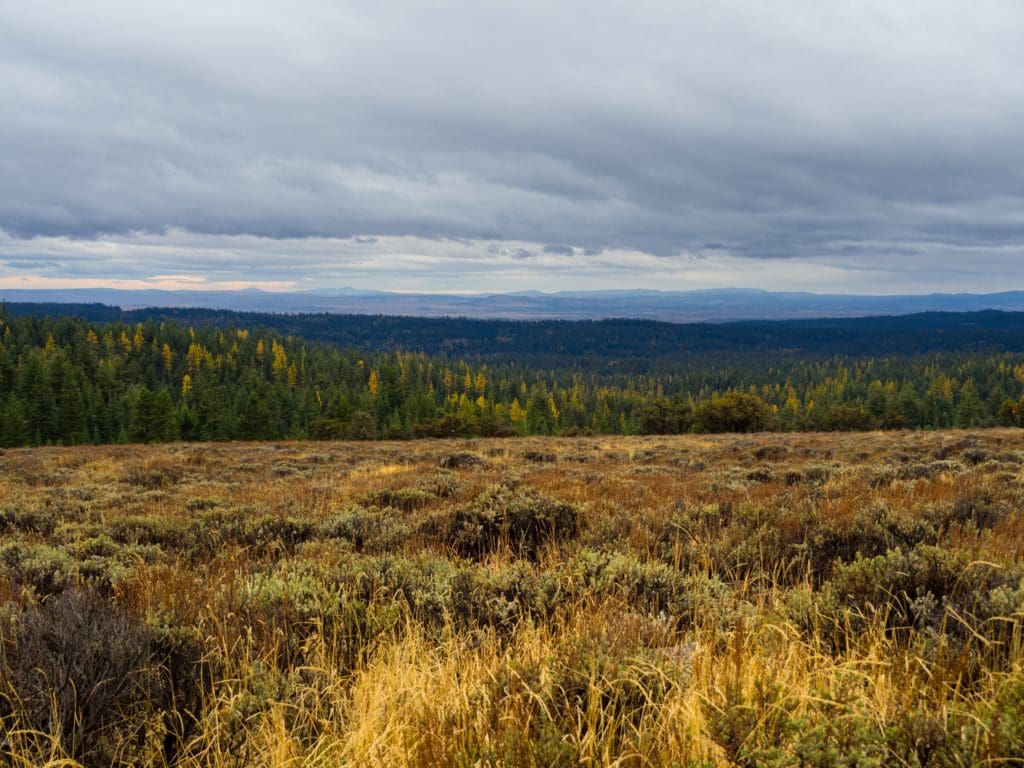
[2, 430, 1024, 766]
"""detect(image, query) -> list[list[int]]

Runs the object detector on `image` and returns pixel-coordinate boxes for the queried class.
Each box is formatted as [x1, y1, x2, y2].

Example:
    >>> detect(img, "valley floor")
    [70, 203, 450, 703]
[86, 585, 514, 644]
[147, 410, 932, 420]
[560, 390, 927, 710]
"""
[2, 430, 1024, 766]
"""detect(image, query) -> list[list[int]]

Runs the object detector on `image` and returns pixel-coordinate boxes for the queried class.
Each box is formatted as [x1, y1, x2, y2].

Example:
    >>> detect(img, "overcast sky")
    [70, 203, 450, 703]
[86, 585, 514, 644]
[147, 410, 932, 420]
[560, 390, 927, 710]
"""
[2, 1, 1023, 294]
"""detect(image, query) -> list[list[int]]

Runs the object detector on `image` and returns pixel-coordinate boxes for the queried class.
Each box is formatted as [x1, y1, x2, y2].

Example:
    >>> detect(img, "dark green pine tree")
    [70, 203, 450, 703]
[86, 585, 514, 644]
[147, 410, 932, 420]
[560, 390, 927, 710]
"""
[17, 352, 54, 444]
[193, 379, 234, 441]
[0, 396, 29, 447]
[129, 387, 179, 442]
[525, 388, 553, 435]
[240, 391, 275, 440]
[54, 375, 88, 444]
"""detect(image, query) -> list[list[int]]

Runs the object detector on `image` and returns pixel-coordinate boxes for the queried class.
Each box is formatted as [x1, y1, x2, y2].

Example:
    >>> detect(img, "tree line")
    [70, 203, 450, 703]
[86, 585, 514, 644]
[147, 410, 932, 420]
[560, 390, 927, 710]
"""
[1, 310, 1024, 446]
[8, 303, 1024, 369]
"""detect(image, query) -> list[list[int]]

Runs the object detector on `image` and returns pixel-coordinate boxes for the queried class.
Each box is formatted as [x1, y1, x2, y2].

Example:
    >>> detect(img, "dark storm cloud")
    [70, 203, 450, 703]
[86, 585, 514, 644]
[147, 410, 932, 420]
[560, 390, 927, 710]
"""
[1, 1, 1024, 289]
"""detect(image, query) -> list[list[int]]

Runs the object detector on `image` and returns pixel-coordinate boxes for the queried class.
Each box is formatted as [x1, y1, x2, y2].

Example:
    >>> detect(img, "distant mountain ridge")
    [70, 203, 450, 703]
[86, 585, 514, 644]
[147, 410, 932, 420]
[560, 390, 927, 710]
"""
[3, 287, 1024, 321]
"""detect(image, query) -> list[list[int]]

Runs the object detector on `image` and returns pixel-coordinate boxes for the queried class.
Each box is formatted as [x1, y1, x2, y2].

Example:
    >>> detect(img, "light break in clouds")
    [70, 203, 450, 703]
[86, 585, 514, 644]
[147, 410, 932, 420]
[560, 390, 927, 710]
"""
[2, 1, 1024, 293]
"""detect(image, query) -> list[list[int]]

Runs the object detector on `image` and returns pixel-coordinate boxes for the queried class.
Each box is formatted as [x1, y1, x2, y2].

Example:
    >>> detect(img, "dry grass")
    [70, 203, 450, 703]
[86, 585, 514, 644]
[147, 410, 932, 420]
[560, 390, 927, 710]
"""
[1, 431, 1024, 766]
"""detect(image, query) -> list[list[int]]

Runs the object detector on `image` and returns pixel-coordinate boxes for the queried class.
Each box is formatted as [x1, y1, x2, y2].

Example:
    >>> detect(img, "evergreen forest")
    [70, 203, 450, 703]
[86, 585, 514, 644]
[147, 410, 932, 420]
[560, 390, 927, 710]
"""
[3, 306, 1024, 445]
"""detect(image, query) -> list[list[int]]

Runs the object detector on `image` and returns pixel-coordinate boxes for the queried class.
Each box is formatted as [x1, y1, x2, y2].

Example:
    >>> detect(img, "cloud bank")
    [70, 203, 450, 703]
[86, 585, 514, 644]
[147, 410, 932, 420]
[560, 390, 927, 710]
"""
[2, 1, 1023, 292]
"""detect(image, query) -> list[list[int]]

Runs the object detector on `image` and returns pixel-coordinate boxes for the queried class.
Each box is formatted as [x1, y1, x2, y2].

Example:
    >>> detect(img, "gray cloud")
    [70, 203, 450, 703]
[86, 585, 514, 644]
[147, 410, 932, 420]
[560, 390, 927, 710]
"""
[543, 245, 575, 256]
[1, 1, 1024, 291]
[4, 260, 57, 270]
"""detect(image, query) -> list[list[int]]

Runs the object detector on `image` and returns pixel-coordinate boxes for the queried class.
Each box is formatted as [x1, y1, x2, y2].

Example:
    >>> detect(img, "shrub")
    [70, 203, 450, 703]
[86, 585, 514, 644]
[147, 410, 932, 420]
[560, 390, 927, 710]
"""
[148, 624, 206, 765]
[942, 488, 1004, 529]
[522, 450, 557, 463]
[0, 506, 59, 535]
[0, 542, 78, 596]
[746, 467, 774, 483]
[335, 553, 457, 629]
[108, 513, 186, 549]
[316, 506, 412, 553]
[962, 447, 989, 465]
[783, 470, 804, 486]
[440, 451, 487, 469]
[417, 470, 461, 498]
[185, 496, 227, 512]
[753, 445, 788, 461]
[898, 460, 960, 481]
[817, 545, 1024, 643]
[122, 457, 184, 489]
[803, 464, 832, 484]
[806, 505, 936, 582]
[245, 514, 316, 553]
[230, 569, 392, 669]
[176, 509, 315, 557]
[570, 549, 730, 623]
[705, 678, 797, 768]
[445, 482, 581, 560]
[449, 561, 563, 629]
[1, 590, 161, 766]
[966, 672, 1024, 761]
[361, 487, 437, 512]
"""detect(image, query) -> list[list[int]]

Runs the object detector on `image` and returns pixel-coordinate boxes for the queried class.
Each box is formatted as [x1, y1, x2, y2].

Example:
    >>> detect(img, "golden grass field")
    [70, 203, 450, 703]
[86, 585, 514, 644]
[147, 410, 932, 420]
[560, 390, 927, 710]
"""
[2, 430, 1024, 766]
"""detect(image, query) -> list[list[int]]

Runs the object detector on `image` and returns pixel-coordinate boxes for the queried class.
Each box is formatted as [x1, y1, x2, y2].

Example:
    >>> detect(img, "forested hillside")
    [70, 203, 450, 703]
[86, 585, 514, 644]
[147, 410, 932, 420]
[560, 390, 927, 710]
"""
[6, 303, 1024, 366]
[2, 309, 1024, 445]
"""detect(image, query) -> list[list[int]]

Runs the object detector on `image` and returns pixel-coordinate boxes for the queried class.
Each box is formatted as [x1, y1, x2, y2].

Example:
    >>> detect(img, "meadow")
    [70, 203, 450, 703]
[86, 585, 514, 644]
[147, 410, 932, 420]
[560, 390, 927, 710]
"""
[2, 430, 1024, 766]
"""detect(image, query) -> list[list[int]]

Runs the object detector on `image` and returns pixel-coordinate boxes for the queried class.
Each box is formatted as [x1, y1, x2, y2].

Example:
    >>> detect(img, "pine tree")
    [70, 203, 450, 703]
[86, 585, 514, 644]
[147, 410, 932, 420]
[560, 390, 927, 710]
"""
[240, 391, 274, 440]
[0, 396, 29, 447]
